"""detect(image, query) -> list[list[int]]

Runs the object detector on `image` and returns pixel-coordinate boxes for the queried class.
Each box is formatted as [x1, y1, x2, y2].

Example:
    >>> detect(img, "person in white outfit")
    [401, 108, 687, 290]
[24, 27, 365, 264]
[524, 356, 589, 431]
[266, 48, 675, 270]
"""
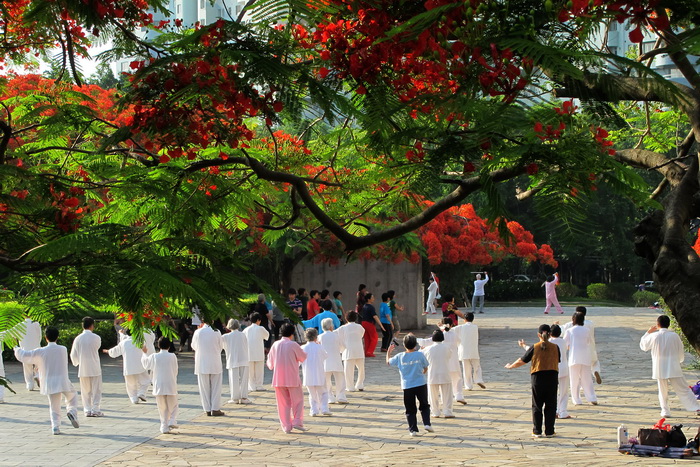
[562, 306, 602, 385]
[18, 317, 42, 391]
[222, 319, 251, 404]
[640, 314, 700, 418]
[562, 312, 597, 405]
[243, 312, 270, 391]
[424, 274, 439, 315]
[14, 326, 79, 435]
[104, 330, 150, 404]
[191, 318, 225, 416]
[337, 311, 366, 391]
[472, 273, 489, 314]
[440, 318, 466, 404]
[141, 336, 179, 434]
[301, 328, 330, 416]
[455, 312, 486, 391]
[421, 330, 454, 418]
[318, 318, 348, 404]
[70, 317, 103, 417]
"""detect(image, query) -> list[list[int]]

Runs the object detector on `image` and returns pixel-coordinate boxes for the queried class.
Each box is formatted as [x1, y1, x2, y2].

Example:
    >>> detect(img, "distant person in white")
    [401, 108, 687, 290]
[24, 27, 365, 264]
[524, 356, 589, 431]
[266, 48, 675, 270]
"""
[192, 317, 225, 416]
[243, 312, 270, 391]
[472, 272, 489, 314]
[562, 312, 597, 405]
[640, 314, 700, 417]
[14, 326, 79, 435]
[455, 312, 486, 391]
[222, 319, 252, 404]
[423, 273, 439, 315]
[318, 318, 348, 404]
[337, 311, 366, 392]
[141, 336, 179, 434]
[104, 329, 150, 403]
[70, 317, 103, 417]
[301, 328, 330, 416]
[18, 317, 42, 391]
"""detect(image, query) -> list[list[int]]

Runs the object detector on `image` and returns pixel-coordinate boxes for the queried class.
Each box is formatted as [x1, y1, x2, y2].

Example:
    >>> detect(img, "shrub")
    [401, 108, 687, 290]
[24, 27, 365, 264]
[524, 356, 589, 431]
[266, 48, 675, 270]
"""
[586, 283, 607, 300]
[487, 280, 542, 301]
[556, 282, 581, 298]
[607, 282, 635, 302]
[55, 319, 118, 355]
[633, 290, 661, 307]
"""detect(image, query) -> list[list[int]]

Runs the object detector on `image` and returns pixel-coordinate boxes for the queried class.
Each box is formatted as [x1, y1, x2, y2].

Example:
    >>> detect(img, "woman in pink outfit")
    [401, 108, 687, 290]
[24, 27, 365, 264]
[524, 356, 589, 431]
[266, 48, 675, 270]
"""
[542, 272, 564, 315]
[267, 323, 308, 433]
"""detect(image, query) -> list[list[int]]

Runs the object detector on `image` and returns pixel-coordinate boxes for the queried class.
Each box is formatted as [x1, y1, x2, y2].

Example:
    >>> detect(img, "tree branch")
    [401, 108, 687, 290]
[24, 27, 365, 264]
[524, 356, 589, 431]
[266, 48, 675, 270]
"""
[614, 148, 687, 186]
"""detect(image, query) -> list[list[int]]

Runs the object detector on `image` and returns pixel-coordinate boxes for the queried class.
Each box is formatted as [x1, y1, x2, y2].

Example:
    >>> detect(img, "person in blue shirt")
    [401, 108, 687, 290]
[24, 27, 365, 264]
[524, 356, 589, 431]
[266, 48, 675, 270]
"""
[379, 293, 394, 352]
[302, 300, 340, 334]
[387, 334, 433, 437]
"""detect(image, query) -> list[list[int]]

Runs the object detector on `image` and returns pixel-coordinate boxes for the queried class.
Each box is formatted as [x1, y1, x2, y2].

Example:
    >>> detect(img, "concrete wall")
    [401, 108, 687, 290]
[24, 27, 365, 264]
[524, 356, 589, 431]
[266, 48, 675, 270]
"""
[290, 259, 427, 330]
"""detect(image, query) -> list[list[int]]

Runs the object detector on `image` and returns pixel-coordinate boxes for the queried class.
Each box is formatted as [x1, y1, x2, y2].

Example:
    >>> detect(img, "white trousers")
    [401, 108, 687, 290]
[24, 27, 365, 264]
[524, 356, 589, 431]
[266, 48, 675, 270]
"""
[429, 382, 454, 417]
[425, 297, 437, 314]
[23, 362, 38, 390]
[228, 366, 249, 401]
[451, 370, 464, 401]
[155, 394, 178, 433]
[125, 372, 150, 403]
[344, 358, 365, 391]
[325, 371, 347, 402]
[248, 361, 265, 391]
[569, 364, 597, 404]
[197, 373, 223, 412]
[307, 385, 329, 415]
[48, 391, 78, 429]
[461, 359, 483, 390]
[79, 376, 102, 413]
[657, 377, 700, 417]
[557, 374, 570, 418]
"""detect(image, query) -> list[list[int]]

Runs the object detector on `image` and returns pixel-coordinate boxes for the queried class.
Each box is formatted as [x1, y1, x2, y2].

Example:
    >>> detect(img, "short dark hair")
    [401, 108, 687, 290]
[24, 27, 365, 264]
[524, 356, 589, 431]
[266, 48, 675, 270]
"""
[281, 323, 295, 337]
[309, 289, 319, 298]
[320, 289, 330, 299]
[347, 311, 358, 323]
[387, 290, 395, 299]
[465, 312, 474, 322]
[251, 312, 262, 323]
[573, 311, 585, 326]
[358, 284, 366, 291]
[45, 326, 59, 342]
[297, 287, 306, 295]
[442, 317, 453, 326]
[321, 299, 333, 311]
[158, 336, 171, 350]
[432, 330, 445, 342]
[443, 293, 454, 302]
[551, 324, 562, 338]
[575, 305, 587, 315]
[381, 292, 390, 302]
[657, 315, 671, 328]
[364, 292, 373, 301]
[287, 288, 297, 295]
[333, 291, 342, 299]
[82, 317, 95, 329]
[403, 334, 417, 350]
[547, 275, 555, 282]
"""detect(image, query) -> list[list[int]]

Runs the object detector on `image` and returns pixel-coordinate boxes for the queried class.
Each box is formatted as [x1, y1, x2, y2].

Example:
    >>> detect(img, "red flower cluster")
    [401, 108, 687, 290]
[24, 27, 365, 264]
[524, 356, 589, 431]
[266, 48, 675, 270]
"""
[593, 126, 615, 155]
[534, 121, 566, 142]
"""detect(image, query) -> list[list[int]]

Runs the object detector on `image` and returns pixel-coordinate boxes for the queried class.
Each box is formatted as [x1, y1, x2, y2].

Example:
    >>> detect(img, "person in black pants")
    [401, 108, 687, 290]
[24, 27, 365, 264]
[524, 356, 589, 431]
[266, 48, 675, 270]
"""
[505, 324, 560, 438]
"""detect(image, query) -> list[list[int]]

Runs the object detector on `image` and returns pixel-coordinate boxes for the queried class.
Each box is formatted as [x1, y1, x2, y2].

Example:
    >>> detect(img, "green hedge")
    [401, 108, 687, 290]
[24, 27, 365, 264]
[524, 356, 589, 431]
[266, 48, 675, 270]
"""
[556, 282, 581, 298]
[633, 290, 661, 307]
[586, 283, 635, 302]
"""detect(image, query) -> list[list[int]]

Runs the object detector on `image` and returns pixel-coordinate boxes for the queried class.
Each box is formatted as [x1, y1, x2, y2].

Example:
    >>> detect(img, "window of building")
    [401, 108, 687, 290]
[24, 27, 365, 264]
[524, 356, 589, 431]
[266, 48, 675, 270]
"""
[200, 0, 205, 8]
[609, 21, 617, 32]
[176, 3, 181, 14]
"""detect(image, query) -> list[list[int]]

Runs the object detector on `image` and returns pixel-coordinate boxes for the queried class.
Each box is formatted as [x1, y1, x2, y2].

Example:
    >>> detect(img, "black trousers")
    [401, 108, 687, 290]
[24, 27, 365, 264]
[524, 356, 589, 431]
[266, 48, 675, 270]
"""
[403, 384, 431, 432]
[531, 370, 558, 435]
[380, 326, 393, 350]
[273, 320, 285, 341]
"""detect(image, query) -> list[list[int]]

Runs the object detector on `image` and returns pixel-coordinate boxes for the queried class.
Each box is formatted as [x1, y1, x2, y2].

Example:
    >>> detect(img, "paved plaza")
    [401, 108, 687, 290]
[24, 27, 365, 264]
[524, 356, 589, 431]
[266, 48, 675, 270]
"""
[2, 305, 700, 466]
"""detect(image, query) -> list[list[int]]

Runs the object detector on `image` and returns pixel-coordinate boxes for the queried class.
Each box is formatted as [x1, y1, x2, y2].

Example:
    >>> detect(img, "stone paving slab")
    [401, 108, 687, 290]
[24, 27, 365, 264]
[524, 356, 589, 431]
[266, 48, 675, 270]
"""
[2, 306, 700, 466]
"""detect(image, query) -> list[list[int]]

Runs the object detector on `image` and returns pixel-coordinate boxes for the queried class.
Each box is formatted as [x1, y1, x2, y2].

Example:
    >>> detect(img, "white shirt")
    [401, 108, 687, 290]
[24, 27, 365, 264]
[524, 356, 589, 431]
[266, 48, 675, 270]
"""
[337, 322, 365, 360]
[18, 319, 42, 350]
[562, 325, 592, 366]
[473, 274, 489, 296]
[318, 330, 344, 372]
[14, 342, 75, 396]
[144, 331, 156, 355]
[301, 341, 327, 387]
[427, 280, 439, 298]
[222, 330, 249, 369]
[455, 322, 480, 360]
[421, 341, 451, 384]
[70, 329, 102, 377]
[242, 323, 269, 362]
[442, 329, 461, 373]
[141, 350, 178, 395]
[108, 336, 147, 375]
[562, 319, 597, 362]
[550, 336, 569, 377]
[640, 328, 686, 380]
[191, 324, 223, 375]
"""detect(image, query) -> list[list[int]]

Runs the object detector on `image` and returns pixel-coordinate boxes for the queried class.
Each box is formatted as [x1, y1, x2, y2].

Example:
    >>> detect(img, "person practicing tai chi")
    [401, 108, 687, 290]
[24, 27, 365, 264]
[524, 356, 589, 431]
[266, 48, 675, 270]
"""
[17, 317, 42, 391]
[562, 312, 597, 406]
[542, 272, 564, 315]
[141, 336, 179, 434]
[505, 324, 560, 438]
[423, 273, 440, 315]
[440, 318, 466, 405]
[104, 329, 150, 404]
[387, 334, 433, 437]
[70, 316, 103, 417]
[301, 328, 330, 417]
[243, 312, 270, 391]
[338, 311, 366, 392]
[640, 314, 700, 418]
[192, 317, 225, 416]
[455, 312, 486, 391]
[222, 319, 252, 404]
[562, 306, 602, 385]
[318, 318, 348, 404]
[421, 330, 454, 418]
[267, 323, 308, 433]
[14, 327, 80, 435]
[471, 272, 489, 314]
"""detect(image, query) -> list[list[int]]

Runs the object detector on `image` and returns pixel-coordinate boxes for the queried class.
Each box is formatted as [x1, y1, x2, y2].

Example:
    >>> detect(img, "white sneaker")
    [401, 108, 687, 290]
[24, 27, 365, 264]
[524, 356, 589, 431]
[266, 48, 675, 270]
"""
[227, 399, 237, 404]
[424, 425, 434, 433]
[409, 431, 420, 437]
[52, 427, 61, 435]
[67, 412, 79, 428]
[239, 398, 253, 404]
